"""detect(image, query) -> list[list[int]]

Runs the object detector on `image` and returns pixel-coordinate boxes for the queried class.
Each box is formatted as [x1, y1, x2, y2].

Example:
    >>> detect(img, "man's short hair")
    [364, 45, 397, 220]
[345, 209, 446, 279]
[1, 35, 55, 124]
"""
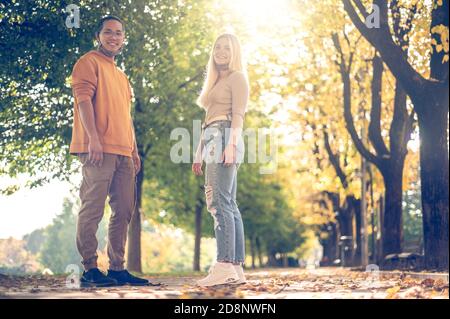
[95, 15, 125, 37]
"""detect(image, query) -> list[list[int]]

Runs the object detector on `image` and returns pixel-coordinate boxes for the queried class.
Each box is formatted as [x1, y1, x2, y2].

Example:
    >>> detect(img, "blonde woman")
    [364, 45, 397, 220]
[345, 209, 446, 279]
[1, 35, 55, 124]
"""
[192, 34, 249, 287]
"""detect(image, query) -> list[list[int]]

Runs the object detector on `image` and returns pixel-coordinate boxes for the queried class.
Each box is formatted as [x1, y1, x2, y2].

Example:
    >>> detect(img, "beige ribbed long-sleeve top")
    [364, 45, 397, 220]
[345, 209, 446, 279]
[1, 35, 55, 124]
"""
[204, 71, 249, 129]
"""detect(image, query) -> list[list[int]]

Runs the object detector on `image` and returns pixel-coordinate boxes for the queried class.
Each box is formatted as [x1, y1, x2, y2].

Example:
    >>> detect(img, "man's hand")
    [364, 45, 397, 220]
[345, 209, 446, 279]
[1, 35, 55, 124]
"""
[88, 137, 104, 166]
[77, 100, 103, 166]
[132, 151, 141, 175]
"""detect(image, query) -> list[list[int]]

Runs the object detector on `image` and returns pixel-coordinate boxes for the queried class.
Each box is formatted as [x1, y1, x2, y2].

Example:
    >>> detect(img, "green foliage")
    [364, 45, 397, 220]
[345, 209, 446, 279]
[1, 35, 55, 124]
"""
[402, 181, 423, 253]
[239, 162, 306, 257]
[36, 198, 107, 273]
[0, 0, 105, 190]
[38, 199, 80, 273]
[23, 228, 46, 255]
[141, 221, 216, 273]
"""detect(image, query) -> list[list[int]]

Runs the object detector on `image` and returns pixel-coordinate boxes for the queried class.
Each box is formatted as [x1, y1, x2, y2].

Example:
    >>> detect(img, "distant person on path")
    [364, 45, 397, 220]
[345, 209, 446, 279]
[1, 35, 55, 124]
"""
[69, 15, 149, 288]
[192, 33, 249, 287]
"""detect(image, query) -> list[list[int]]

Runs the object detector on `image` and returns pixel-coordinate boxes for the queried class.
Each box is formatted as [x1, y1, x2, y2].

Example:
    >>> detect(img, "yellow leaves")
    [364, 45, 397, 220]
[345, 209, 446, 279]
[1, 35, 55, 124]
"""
[179, 290, 194, 299]
[64, 76, 72, 88]
[382, 275, 450, 299]
[431, 279, 450, 293]
[386, 286, 401, 299]
[431, 24, 449, 62]
[398, 277, 419, 289]
[416, 1, 423, 11]
[2, 268, 448, 299]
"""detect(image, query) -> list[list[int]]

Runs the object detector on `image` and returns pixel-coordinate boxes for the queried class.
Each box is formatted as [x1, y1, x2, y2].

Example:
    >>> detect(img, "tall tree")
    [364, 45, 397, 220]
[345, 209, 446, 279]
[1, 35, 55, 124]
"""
[0, 0, 103, 191]
[332, 8, 417, 256]
[342, 0, 448, 270]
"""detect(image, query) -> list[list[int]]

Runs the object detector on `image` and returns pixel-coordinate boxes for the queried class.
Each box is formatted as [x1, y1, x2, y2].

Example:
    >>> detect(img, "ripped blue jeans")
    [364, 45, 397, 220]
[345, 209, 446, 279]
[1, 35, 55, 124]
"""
[202, 120, 245, 264]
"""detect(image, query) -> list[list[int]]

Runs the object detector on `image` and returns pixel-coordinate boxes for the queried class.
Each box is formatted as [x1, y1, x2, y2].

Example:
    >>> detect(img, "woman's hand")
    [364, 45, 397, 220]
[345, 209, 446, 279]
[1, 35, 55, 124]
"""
[192, 162, 203, 176]
[221, 144, 237, 167]
[192, 138, 204, 176]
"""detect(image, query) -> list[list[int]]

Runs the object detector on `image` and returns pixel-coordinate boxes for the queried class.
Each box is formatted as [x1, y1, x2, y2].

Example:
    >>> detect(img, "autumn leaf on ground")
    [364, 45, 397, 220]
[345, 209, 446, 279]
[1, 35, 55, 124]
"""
[386, 286, 401, 299]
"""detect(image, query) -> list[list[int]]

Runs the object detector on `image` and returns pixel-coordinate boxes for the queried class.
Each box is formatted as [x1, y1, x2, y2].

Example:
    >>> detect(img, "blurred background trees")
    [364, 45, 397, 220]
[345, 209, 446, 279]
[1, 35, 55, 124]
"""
[1, 0, 447, 273]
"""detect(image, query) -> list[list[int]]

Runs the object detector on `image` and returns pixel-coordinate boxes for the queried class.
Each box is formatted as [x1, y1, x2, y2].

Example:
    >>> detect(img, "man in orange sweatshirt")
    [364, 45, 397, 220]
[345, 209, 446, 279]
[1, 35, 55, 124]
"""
[70, 16, 149, 287]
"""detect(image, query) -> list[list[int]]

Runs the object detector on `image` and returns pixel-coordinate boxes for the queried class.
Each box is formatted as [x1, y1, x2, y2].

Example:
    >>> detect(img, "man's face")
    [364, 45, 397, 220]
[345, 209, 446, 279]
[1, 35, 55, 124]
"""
[97, 19, 124, 53]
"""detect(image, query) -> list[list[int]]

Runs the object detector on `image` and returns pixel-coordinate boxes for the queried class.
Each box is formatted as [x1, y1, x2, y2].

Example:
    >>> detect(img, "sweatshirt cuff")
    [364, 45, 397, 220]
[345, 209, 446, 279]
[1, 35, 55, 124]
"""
[76, 95, 92, 104]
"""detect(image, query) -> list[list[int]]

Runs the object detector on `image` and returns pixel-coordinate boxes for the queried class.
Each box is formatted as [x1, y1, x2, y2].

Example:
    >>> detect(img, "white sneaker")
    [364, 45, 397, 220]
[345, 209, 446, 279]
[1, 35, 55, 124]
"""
[231, 264, 247, 284]
[197, 262, 239, 287]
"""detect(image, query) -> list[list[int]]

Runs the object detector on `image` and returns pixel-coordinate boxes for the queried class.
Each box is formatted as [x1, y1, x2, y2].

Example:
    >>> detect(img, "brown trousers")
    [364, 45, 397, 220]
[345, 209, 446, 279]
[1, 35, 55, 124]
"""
[76, 153, 136, 271]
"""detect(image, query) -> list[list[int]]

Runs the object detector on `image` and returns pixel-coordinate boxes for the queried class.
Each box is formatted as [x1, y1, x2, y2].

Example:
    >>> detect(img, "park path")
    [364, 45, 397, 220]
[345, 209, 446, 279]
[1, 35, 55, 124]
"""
[1, 267, 448, 299]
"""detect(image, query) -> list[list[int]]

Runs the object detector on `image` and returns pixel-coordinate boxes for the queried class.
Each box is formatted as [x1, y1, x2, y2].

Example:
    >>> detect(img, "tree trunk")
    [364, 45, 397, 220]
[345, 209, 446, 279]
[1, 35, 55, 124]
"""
[327, 193, 341, 265]
[342, 0, 449, 271]
[337, 196, 355, 266]
[321, 223, 339, 266]
[330, 222, 339, 264]
[330, 223, 341, 265]
[354, 198, 362, 266]
[250, 236, 256, 269]
[381, 168, 404, 256]
[282, 254, 288, 267]
[127, 158, 143, 273]
[377, 196, 384, 263]
[418, 103, 449, 270]
[256, 237, 264, 267]
[193, 199, 203, 271]
[268, 252, 277, 267]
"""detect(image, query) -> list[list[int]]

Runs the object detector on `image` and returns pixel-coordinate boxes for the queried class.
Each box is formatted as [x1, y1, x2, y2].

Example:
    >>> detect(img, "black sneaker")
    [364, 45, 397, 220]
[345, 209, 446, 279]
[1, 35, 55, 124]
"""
[80, 268, 118, 288]
[106, 269, 150, 286]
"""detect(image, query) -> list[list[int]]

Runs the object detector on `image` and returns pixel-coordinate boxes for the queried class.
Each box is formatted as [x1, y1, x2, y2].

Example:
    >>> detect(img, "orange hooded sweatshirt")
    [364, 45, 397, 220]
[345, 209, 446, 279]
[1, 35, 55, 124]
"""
[69, 50, 134, 157]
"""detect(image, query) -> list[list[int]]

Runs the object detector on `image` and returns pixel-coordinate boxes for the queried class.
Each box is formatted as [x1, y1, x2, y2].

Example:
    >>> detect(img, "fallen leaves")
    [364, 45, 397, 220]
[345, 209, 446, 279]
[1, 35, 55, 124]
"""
[386, 286, 401, 299]
[0, 268, 448, 299]
[421, 278, 435, 288]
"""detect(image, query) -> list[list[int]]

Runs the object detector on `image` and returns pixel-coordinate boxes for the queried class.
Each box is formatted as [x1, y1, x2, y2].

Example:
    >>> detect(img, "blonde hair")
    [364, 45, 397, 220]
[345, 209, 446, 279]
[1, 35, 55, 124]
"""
[197, 33, 247, 109]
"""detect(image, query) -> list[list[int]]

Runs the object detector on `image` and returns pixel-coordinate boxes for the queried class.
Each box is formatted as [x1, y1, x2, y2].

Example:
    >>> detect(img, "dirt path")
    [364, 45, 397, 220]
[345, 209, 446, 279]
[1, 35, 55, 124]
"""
[1, 268, 448, 299]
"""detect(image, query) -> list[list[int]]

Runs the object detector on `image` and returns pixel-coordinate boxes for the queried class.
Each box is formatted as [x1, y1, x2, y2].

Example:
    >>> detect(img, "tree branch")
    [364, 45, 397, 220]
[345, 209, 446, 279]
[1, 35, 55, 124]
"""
[342, 0, 429, 103]
[368, 54, 390, 157]
[332, 32, 381, 166]
[332, 33, 347, 73]
[310, 123, 324, 171]
[373, 0, 389, 28]
[177, 69, 204, 90]
[340, 63, 381, 166]
[144, 143, 152, 157]
[324, 129, 349, 189]
[353, 0, 370, 19]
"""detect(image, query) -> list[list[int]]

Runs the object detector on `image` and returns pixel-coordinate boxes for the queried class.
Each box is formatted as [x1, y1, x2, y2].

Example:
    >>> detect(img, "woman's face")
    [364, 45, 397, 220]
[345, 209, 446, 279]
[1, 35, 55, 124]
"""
[213, 37, 231, 66]
[97, 19, 125, 53]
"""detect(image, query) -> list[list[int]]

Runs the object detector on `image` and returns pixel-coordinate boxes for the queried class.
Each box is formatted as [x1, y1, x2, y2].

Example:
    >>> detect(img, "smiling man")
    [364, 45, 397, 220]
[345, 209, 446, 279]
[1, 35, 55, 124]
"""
[69, 15, 149, 287]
